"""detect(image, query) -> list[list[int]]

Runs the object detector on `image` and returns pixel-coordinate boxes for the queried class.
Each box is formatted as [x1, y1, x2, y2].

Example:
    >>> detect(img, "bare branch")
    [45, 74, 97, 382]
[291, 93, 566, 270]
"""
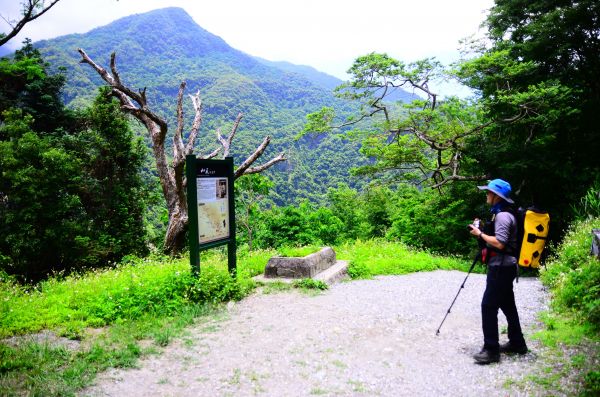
[173, 81, 186, 165]
[431, 174, 489, 189]
[78, 48, 168, 138]
[78, 48, 118, 86]
[184, 91, 203, 155]
[108, 52, 145, 106]
[225, 113, 243, 158]
[200, 147, 221, 160]
[235, 152, 287, 178]
[0, 0, 61, 47]
[216, 128, 227, 153]
[234, 136, 271, 177]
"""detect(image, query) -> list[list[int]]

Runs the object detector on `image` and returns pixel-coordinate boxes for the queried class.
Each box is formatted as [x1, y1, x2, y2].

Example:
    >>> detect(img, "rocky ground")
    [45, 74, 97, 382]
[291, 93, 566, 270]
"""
[81, 270, 558, 397]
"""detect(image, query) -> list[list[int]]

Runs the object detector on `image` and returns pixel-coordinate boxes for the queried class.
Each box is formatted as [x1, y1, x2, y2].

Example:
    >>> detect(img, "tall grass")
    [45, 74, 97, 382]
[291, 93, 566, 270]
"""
[0, 249, 271, 396]
[0, 253, 251, 339]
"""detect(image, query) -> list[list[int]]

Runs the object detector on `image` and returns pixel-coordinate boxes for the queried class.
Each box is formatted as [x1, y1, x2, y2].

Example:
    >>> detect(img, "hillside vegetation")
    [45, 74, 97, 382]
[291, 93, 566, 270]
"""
[33, 7, 394, 205]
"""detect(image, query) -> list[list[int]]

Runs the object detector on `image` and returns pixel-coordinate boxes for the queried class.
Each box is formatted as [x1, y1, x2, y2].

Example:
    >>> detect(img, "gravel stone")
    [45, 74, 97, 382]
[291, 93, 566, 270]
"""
[81, 270, 550, 396]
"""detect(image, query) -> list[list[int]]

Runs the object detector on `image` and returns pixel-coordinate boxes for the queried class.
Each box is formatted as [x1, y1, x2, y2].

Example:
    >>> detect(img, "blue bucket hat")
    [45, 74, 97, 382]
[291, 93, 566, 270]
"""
[477, 178, 514, 204]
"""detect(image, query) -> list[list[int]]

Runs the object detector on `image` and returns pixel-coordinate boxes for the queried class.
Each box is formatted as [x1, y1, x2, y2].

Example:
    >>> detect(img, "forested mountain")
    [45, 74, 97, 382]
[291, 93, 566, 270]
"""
[253, 57, 344, 91]
[28, 7, 412, 204]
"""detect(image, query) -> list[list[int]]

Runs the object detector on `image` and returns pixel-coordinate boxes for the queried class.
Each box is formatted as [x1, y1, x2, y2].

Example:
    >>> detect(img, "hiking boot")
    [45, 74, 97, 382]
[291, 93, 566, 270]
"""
[499, 341, 528, 355]
[473, 348, 500, 364]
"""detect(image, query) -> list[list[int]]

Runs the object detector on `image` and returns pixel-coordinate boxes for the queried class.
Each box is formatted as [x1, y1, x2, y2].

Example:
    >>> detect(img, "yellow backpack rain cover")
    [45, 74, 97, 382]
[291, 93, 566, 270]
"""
[518, 209, 550, 268]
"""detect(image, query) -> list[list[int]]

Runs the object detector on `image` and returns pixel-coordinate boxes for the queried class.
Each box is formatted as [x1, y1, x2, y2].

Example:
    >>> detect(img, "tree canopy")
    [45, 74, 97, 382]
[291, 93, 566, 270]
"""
[458, 0, 600, 232]
[0, 44, 148, 280]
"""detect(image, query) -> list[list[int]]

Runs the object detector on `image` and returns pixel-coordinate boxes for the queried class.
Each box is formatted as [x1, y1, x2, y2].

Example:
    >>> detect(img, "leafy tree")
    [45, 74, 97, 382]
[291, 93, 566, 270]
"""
[457, 0, 600, 232]
[254, 201, 344, 248]
[74, 87, 149, 260]
[386, 183, 481, 254]
[0, 40, 74, 134]
[0, 110, 91, 279]
[306, 206, 344, 246]
[304, 53, 489, 189]
[326, 183, 364, 241]
[360, 186, 394, 238]
[0, 46, 148, 280]
[256, 203, 314, 248]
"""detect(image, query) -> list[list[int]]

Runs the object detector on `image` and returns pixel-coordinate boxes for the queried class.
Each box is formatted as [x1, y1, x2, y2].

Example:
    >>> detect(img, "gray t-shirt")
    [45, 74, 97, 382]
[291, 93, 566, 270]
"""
[488, 211, 518, 267]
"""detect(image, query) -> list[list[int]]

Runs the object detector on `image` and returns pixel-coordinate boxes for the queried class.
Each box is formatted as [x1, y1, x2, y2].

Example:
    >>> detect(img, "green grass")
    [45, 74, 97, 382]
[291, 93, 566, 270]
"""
[0, 252, 257, 338]
[0, 249, 268, 396]
[0, 302, 222, 396]
[335, 239, 472, 279]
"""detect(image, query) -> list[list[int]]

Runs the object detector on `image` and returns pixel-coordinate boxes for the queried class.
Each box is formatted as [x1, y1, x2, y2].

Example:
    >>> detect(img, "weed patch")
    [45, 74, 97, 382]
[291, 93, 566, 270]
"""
[293, 278, 328, 291]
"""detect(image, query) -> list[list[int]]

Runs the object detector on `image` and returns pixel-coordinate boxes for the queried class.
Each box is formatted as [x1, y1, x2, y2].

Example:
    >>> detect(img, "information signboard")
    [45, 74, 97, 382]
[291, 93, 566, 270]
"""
[186, 155, 236, 276]
[197, 176, 229, 244]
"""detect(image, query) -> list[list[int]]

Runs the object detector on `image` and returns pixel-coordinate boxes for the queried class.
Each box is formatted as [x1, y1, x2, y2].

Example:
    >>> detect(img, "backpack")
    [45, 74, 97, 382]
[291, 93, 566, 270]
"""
[513, 207, 550, 268]
[481, 206, 550, 268]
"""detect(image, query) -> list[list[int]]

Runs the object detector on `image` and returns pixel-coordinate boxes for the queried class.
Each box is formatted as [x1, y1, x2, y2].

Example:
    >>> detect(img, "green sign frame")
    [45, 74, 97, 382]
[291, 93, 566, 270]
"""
[186, 155, 236, 276]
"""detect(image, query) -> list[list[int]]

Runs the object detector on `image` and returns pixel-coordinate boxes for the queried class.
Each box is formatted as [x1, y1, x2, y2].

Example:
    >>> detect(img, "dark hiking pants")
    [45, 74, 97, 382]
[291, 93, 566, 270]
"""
[481, 265, 526, 352]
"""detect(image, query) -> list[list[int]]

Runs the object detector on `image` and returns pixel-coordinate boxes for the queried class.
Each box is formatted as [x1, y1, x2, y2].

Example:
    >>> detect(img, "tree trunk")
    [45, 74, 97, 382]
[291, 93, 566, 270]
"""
[164, 209, 188, 254]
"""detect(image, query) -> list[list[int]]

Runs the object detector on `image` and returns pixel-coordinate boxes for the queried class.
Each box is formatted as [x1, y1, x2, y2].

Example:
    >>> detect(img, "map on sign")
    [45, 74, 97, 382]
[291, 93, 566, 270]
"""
[197, 177, 229, 244]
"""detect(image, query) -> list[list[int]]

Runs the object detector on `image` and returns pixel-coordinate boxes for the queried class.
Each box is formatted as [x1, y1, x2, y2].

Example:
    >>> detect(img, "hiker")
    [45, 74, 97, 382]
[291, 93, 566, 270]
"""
[468, 179, 528, 364]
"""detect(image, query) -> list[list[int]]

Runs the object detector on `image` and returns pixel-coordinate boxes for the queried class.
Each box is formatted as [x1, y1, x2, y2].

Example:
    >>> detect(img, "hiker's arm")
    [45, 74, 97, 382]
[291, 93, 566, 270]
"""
[479, 232, 505, 250]
[470, 227, 506, 250]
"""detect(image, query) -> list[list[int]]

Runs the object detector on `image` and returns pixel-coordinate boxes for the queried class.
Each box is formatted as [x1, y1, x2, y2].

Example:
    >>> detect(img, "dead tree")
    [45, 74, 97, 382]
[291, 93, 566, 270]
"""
[78, 49, 286, 254]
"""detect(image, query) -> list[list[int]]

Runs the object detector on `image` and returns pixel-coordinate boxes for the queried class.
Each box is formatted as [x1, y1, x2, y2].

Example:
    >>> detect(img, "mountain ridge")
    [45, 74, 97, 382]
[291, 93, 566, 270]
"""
[26, 7, 412, 204]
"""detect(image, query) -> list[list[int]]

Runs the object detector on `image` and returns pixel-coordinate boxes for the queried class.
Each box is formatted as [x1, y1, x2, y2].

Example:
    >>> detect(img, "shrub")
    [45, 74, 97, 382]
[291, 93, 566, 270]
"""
[572, 178, 600, 220]
[386, 183, 481, 255]
[582, 370, 600, 397]
[187, 266, 253, 304]
[540, 216, 600, 330]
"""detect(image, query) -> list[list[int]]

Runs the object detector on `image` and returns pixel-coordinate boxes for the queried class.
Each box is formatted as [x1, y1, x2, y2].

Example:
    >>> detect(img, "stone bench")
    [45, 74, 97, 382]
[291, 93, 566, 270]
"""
[254, 247, 348, 285]
[264, 246, 337, 279]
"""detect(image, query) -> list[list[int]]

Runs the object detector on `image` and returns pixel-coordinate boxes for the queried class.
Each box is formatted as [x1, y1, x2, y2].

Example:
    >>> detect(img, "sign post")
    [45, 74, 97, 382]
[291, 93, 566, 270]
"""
[186, 155, 236, 277]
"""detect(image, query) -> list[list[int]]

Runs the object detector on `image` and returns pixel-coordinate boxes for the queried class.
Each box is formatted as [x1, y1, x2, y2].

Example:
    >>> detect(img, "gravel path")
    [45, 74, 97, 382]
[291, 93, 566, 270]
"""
[82, 270, 549, 397]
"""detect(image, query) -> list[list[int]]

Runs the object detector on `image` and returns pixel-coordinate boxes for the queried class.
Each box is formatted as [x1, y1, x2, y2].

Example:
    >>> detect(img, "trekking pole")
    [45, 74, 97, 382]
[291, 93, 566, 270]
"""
[435, 252, 481, 336]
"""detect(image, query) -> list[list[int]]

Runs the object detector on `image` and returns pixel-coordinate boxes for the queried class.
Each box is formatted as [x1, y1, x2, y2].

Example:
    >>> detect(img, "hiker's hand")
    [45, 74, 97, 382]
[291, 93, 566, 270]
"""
[469, 223, 482, 238]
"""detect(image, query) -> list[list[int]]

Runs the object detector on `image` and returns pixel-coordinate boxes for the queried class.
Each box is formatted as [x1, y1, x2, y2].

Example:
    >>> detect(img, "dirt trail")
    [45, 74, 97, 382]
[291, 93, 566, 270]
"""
[82, 271, 549, 397]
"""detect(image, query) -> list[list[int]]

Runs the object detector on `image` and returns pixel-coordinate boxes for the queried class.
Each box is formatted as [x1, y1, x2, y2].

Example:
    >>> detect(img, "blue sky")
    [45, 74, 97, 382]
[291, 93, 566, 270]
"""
[0, 0, 493, 94]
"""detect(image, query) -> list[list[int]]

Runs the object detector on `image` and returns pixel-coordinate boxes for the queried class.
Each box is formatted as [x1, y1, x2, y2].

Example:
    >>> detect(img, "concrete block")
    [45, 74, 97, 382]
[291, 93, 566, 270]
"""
[264, 247, 336, 279]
